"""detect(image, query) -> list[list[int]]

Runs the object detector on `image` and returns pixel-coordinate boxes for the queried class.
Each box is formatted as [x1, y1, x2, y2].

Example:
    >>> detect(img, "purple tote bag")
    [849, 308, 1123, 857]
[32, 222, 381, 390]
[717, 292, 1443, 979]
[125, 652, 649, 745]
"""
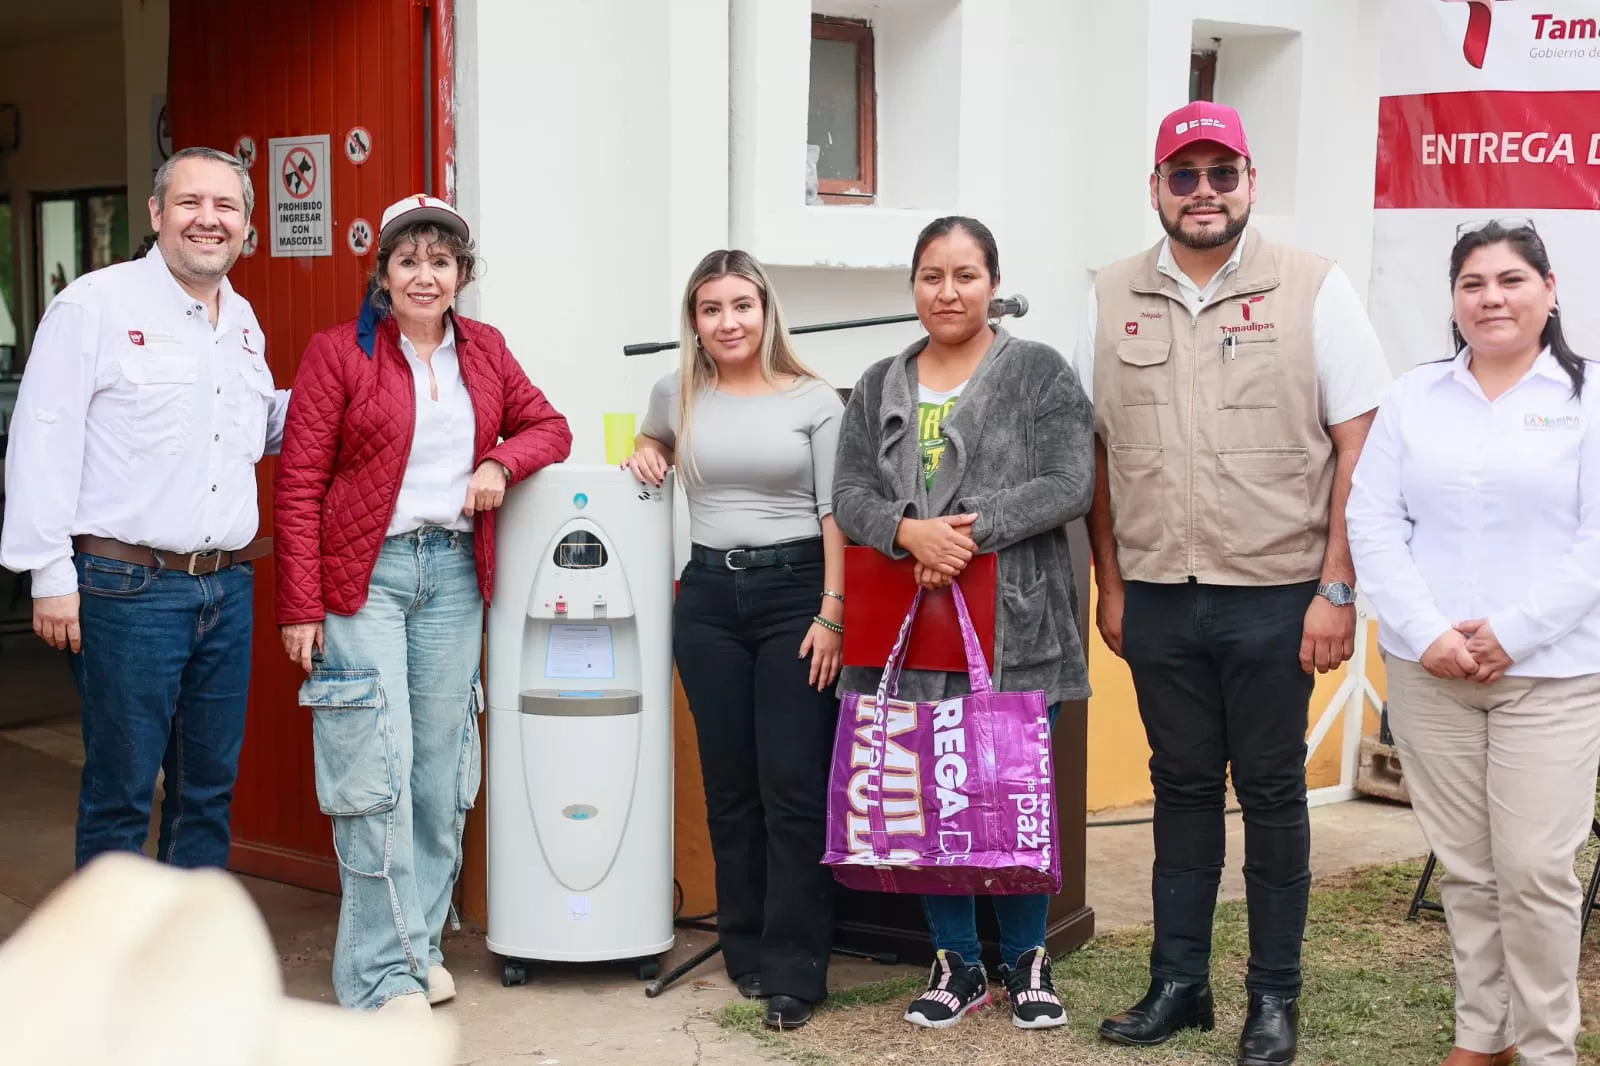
[822, 581, 1061, 896]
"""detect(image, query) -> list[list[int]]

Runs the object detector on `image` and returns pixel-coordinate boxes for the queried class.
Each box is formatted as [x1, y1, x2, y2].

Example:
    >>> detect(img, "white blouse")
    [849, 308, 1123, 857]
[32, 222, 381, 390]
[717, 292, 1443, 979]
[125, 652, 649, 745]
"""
[1347, 349, 1600, 678]
[388, 322, 476, 536]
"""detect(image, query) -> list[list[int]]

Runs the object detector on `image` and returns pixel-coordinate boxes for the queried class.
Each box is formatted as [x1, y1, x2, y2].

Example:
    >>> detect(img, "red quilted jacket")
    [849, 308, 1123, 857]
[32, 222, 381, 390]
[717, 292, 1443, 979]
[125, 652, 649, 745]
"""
[275, 312, 573, 624]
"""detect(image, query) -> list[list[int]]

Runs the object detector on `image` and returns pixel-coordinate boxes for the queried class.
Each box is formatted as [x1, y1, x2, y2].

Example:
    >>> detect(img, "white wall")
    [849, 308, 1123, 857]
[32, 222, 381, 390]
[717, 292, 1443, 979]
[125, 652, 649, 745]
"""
[461, 0, 1385, 461]
[459, 0, 728, 464]
[0, 26, 126, 360]
[122, 0, 169, 249]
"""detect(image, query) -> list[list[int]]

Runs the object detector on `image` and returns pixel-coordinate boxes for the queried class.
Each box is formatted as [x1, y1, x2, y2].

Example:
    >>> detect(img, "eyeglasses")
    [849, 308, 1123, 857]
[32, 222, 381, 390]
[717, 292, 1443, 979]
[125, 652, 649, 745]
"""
[1156, 164, 1243, 197]
[1455, 217, 1538, 239]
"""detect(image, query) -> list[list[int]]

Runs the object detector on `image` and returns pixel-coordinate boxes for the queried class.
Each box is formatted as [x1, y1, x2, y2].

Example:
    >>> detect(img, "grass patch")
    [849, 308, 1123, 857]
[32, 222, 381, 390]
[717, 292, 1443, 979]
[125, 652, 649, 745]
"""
[724, 855, 1600, 1065]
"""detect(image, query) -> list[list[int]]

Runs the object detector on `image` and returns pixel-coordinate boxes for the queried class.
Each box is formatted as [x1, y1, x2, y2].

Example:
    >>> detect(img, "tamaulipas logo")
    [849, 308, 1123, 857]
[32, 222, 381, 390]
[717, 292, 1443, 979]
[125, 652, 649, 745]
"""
[1441, 0, 1509, 69]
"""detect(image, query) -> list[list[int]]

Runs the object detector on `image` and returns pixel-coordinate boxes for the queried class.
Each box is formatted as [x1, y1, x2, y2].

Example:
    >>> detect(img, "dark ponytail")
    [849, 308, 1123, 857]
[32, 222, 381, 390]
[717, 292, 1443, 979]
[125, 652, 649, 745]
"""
[1449, 222, 1585, 397]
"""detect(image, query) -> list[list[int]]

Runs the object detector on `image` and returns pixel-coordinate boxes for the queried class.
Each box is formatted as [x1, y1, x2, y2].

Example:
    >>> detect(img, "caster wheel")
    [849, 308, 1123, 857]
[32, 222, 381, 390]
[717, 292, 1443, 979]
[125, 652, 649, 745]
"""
[501, 959, 527, 987]
[637, 960, 661, 981]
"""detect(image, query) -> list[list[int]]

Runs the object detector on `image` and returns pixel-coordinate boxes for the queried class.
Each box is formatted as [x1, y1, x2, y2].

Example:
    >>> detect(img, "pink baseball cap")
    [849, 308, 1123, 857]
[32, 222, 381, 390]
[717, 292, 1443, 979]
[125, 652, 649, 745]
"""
[1154, 102, 1251, 167]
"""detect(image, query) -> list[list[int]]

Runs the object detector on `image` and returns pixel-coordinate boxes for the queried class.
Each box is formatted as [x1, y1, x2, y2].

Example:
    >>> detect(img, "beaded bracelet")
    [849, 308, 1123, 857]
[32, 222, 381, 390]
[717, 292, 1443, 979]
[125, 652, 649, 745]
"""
[813, 614, 844, 634]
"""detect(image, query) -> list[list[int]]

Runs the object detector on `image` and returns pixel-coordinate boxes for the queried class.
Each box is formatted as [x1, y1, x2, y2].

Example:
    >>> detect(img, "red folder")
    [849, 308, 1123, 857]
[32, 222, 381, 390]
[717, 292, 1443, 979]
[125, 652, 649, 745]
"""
[842, 547, 997, 673]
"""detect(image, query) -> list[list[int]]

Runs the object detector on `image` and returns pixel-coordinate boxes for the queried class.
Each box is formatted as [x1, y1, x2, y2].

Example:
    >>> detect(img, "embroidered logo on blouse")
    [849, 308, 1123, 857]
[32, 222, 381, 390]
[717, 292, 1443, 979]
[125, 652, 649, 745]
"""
[127, 330, 145, 346]
[1524, 414, 1581, 431]
[1124, 321, 1139, 336]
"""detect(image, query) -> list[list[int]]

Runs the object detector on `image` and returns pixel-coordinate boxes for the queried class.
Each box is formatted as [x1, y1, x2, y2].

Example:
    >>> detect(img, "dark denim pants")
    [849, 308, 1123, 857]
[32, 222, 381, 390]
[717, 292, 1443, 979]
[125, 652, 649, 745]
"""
[922, 703, 1062, 968]
[70, 552, 255, 870]
[673, 554, 838, 1004]
[1122, 579, 1317, 997]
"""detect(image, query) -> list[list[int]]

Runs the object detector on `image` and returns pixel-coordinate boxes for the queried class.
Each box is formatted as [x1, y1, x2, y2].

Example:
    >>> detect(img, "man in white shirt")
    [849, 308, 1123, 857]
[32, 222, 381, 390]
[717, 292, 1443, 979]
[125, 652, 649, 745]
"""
[1, 146, 288, 870]
[1080, 103, 1391, 1066]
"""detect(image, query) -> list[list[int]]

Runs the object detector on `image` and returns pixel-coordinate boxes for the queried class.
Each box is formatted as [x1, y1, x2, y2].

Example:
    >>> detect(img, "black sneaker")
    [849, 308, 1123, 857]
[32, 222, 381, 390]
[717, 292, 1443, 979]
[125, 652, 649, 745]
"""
[1000, 947, 1067, 1029]
[904, 950, 991, 1029]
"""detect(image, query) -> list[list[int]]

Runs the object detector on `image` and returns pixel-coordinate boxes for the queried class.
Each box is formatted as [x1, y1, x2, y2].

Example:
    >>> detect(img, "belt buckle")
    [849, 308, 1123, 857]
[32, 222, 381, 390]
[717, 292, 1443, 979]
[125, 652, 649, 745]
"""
[186, 549, 224, 576]
[724, 549, 748, 571]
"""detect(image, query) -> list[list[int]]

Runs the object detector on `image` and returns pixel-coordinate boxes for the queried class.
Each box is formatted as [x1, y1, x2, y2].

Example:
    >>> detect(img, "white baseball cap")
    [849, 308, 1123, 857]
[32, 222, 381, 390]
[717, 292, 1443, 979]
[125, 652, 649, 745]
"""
[379, 193, 471, 246]
[0, 853, 457, 1066]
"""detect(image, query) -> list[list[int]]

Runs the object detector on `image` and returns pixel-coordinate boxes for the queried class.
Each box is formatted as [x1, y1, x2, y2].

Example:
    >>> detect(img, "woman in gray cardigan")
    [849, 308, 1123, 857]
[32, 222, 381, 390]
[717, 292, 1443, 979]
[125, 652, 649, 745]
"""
[832, 216, 1095, 1032]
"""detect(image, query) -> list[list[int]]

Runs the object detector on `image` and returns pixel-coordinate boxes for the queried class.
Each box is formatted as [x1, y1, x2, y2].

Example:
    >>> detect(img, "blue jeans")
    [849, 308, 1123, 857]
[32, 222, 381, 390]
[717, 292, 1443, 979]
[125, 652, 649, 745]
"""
[304, 528, 484, 1011]
[921, 702, 1062, 969]
[71, 552, 254, 870]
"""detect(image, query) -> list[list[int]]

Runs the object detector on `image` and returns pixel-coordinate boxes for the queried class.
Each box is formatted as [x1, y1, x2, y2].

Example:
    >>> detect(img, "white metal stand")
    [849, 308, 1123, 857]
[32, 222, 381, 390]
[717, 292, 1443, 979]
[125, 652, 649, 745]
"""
[1304, 595, 1383, 809]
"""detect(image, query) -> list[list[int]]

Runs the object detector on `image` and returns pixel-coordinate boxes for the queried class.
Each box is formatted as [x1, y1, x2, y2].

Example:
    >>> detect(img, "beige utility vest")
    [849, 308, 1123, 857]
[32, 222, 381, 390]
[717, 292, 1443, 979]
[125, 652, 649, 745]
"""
[1093, 233, 1334, 586]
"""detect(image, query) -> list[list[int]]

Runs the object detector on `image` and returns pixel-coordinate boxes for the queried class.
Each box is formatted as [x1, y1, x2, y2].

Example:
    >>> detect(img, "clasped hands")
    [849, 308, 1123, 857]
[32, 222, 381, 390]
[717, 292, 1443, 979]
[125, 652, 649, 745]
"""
[1420, 619, 1513, 684]
[898, 513, 980, 590]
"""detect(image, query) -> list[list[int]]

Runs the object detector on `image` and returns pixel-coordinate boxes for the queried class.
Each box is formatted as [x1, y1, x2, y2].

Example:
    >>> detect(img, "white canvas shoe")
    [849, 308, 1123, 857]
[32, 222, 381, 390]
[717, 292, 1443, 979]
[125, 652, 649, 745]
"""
[377, 991, 431, 1016]
[426, 965, 456, 1006]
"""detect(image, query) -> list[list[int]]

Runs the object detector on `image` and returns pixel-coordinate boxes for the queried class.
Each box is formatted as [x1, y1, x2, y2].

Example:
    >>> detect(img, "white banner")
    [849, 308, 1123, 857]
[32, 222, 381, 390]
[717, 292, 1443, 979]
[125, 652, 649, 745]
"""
[1370, 1, 1600, 374]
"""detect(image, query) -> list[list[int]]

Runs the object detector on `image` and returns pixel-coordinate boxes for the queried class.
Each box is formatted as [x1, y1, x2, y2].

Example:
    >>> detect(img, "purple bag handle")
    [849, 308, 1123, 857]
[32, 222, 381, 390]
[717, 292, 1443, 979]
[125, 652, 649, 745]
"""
[864, 573, 995, 862]
[871, 579, 994, 706]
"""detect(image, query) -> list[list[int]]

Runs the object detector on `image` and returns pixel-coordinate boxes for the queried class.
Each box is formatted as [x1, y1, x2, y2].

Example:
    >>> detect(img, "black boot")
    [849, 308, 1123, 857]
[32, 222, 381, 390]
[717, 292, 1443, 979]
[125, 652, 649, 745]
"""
[1237, 993, 1298, 1066]
[1099, 979, 1215, 1046]
[735, 973, 764, 1000]
[764, 994, 813, 1030]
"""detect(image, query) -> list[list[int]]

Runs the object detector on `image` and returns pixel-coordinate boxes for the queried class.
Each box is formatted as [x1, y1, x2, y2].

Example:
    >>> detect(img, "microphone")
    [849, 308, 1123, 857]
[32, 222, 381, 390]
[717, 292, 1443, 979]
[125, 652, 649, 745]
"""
[988, 294, 1029, 319]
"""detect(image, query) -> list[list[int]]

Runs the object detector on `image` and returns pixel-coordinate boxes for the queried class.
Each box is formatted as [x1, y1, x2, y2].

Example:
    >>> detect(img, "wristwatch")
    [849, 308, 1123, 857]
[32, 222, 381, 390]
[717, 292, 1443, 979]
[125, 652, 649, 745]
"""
[1317, 581, 1356, 607]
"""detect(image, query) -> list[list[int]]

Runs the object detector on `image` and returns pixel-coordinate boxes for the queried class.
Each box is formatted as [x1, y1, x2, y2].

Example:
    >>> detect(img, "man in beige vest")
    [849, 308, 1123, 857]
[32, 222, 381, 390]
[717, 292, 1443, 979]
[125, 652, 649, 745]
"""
[1076, 102, 1391, 1066]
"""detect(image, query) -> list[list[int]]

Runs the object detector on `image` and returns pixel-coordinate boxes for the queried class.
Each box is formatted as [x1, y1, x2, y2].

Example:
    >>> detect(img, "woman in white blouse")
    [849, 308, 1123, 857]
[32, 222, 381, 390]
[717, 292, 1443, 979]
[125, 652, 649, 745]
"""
[1347, 220, 1599, 1066]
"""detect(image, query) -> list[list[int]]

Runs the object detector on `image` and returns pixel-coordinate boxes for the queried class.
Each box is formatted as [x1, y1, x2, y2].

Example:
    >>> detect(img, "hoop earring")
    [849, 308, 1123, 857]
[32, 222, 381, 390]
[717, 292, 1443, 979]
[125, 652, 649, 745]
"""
[694, 333, 704, 349]
[1550, 304, 1561, 317]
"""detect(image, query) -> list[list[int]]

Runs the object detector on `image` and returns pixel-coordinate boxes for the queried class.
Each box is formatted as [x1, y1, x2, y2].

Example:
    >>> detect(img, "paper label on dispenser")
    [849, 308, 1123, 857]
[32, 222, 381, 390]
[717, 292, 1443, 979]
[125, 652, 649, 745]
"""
[568, 895, 591, 921]
[545, 624, 615, 679]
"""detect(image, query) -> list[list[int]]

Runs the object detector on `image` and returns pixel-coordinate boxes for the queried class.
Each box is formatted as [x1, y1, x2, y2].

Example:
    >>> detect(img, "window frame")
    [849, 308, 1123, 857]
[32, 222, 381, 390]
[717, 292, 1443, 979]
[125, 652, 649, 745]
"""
[810, 15, 878, 205]
[1190, 50, 1218, 102]
[31, 185, 129, 323]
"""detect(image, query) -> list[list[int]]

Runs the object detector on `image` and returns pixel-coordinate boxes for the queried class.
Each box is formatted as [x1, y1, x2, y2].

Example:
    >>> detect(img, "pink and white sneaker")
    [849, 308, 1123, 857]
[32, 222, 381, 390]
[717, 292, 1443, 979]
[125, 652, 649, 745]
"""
[904, 950, 991, 1029]
[1001, 946, 1068, 1029]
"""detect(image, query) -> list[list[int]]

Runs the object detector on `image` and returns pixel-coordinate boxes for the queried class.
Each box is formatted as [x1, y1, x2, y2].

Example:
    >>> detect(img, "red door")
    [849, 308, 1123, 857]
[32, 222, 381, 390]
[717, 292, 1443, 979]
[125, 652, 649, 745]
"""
[168, 0, 455, 891]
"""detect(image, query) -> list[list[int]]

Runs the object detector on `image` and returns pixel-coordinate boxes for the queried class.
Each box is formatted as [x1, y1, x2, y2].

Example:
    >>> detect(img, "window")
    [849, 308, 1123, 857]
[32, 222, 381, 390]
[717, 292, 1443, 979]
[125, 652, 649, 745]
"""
[1190, 50, 1218, 102]
[34, 189, 129, 318]
[808, 16, 876, 204]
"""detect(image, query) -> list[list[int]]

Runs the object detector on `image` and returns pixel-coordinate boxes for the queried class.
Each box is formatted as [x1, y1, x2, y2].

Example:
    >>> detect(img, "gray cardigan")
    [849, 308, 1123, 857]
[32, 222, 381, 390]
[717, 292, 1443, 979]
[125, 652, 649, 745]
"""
[832, 327, 1095, 704]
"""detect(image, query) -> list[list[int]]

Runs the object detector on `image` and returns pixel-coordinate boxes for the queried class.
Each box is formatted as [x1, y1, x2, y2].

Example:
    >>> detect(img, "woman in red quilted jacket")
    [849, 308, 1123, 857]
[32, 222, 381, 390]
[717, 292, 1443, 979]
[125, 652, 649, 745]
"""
[274, 195, 572, 1015]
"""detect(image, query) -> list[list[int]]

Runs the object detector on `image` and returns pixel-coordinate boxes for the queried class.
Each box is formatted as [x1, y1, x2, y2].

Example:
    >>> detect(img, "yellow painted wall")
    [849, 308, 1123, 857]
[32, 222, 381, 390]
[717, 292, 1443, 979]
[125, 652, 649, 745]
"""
[1084, 576, 1388, 812]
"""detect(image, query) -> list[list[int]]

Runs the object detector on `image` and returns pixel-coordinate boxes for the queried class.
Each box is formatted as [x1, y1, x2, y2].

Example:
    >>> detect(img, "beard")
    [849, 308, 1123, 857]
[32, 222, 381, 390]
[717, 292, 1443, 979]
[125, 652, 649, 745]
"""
[162, 228, 240, 282]
[1160, 201, 1250, 251]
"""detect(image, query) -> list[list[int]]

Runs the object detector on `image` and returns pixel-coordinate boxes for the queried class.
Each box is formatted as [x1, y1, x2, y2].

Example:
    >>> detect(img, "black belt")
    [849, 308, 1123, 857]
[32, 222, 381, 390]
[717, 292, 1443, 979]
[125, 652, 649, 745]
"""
[690, 538, 825, 571]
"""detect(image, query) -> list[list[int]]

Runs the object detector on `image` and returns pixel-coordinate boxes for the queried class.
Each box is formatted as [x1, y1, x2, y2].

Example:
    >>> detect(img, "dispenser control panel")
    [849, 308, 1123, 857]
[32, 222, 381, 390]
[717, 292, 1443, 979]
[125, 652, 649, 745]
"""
[529, 524, 636, 621]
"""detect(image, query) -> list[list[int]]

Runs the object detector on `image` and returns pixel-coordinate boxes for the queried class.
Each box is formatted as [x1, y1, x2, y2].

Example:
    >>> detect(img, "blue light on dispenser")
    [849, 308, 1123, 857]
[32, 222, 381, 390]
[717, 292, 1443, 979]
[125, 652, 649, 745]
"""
[573, 492, 589, 510]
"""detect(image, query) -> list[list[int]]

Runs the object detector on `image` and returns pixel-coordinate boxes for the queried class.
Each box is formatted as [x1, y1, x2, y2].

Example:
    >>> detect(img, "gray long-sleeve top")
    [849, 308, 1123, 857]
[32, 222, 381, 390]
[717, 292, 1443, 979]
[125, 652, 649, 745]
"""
[642, 372, 843, 550]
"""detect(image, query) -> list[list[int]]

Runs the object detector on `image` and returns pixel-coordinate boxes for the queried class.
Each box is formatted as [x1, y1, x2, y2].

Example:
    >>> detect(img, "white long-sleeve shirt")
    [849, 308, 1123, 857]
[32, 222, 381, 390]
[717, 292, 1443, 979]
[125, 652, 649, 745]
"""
[1347, 349, 1600, 677]
[1, 249, 289, 598]
[388, 322, 475, 536]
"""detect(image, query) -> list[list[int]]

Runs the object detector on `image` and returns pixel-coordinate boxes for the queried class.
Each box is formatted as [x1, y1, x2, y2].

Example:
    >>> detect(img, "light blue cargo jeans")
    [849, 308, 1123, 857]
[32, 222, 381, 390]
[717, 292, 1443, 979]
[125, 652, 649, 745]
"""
[301, 527, 485, 1011]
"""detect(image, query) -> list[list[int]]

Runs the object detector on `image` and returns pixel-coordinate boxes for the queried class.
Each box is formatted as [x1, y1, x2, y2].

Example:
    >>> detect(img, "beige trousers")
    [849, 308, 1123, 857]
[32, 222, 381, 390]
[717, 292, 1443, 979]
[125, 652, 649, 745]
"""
[1386, 658, 1600, 1066]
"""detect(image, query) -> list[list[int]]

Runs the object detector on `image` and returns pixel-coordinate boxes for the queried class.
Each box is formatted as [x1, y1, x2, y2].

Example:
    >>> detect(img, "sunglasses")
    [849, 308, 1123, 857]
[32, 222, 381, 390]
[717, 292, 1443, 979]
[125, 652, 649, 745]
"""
[1157, 164, 1244, 197]
[1455, 217, 1537, 238]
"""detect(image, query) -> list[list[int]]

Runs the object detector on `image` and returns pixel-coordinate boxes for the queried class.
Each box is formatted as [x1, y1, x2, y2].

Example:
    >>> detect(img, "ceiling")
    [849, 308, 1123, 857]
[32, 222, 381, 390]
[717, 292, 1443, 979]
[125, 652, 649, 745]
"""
[0, 0, 121, 50]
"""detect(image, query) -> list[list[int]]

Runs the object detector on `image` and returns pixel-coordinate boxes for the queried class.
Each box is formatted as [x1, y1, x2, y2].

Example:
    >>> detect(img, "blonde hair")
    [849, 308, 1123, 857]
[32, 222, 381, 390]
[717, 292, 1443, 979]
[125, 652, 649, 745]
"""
[674, 250, 821, 482]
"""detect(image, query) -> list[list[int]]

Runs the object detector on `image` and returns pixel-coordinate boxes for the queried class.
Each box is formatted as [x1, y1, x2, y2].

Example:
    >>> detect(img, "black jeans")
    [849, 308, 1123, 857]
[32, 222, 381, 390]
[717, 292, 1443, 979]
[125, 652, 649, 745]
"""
[1122, 579, 1317, 997]
[673, 554, 838, 1003]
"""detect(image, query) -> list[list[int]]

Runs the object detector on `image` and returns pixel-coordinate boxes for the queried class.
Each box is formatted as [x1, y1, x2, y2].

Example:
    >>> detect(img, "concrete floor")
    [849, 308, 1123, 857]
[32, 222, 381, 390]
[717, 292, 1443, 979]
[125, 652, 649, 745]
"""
[0, 664, 1429, 1065]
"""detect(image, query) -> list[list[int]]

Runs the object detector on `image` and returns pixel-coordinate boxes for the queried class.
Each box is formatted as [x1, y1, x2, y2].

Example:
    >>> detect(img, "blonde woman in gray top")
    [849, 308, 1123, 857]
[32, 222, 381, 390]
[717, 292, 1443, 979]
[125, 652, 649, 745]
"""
[624, 249, 843, 1031]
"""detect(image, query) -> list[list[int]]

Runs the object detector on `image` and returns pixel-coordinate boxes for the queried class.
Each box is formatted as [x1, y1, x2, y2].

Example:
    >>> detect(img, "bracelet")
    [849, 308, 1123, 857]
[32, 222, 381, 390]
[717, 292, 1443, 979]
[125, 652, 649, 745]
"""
[822, 589, 844, 604]
[813, 614, 844, 634]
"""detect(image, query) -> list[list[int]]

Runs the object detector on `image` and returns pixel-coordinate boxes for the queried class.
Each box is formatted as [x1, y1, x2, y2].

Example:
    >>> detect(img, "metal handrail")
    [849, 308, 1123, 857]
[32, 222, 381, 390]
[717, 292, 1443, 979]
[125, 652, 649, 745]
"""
[622, 295, 1029, 357]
